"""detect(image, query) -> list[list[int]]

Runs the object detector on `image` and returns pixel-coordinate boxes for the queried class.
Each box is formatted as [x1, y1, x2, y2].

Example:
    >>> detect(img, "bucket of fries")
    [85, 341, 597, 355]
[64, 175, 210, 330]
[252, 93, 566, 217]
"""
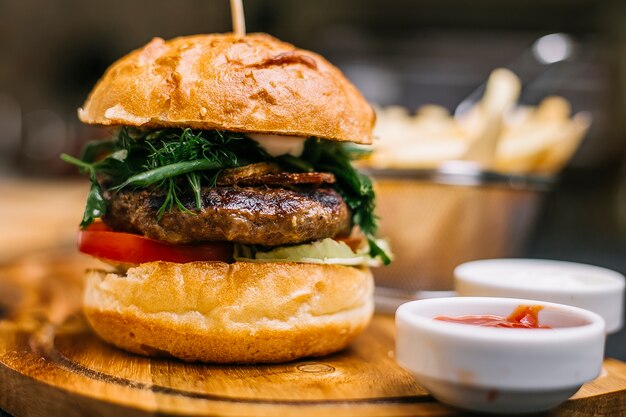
[365, 69, 591, 293]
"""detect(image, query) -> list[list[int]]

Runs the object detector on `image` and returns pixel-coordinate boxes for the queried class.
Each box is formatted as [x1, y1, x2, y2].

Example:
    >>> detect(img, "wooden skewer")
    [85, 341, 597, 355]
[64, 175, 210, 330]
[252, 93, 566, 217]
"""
[230, 0, 246, 37]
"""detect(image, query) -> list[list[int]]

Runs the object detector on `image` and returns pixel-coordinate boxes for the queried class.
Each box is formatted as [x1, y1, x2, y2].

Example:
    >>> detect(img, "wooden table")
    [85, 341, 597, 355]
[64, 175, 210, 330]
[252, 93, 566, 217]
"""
[1, 180, 625, 416]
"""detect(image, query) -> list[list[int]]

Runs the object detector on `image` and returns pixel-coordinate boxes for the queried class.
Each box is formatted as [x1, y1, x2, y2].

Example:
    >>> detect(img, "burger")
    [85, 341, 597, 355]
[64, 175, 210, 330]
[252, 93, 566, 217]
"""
[62, 33, 391, 363]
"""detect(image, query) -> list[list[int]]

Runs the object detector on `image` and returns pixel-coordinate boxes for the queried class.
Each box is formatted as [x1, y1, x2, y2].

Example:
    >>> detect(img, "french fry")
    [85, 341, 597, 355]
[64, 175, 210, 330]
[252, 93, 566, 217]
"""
[535, 96, 571, 122]
[461, 69, 521, 167]
[369, 72, 590, 174]
[535, 112, 591, 172]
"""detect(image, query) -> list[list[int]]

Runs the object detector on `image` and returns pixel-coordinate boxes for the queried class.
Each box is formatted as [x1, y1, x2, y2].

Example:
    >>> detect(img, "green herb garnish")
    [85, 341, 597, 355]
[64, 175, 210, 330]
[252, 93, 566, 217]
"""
[61, 128, 391, 264]
[62, 128, 268, 225]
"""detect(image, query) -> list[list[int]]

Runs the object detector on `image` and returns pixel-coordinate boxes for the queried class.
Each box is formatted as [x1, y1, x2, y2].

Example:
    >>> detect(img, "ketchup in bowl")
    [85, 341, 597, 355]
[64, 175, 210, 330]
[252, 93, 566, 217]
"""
[396, 297, 606, 413]
[434, 305, 551, 329]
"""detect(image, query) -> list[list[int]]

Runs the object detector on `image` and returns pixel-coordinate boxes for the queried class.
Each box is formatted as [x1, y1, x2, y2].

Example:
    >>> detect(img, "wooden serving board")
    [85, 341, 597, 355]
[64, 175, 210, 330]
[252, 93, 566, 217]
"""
[1, 250, 626, 417]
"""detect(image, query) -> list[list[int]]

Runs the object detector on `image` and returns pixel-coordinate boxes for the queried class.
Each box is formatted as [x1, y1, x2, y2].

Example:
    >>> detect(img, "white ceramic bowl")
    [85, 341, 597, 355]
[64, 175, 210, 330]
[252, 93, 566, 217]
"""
[396, 297, 606, 414]
[455, 259, 625, 333]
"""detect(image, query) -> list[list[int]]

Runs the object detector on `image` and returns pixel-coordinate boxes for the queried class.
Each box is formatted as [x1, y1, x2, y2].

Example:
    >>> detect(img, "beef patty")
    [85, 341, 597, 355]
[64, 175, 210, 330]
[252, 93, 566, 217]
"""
[104, 186, 352, 246]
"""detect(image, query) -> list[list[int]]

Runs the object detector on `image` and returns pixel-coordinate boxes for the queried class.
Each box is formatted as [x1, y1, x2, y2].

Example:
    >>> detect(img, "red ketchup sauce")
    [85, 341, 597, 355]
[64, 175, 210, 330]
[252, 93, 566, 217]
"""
[434, 305, 551, 329]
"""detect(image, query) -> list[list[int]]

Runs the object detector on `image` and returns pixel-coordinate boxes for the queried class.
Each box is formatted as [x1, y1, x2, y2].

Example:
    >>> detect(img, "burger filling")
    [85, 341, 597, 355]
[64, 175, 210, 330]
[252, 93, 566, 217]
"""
[62, 127, 391, 266]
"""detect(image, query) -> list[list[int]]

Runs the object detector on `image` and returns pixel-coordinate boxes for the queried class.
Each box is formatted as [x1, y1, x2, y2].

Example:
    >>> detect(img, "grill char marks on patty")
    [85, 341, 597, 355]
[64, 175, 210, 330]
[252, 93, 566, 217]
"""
[104, 186, 352, 246]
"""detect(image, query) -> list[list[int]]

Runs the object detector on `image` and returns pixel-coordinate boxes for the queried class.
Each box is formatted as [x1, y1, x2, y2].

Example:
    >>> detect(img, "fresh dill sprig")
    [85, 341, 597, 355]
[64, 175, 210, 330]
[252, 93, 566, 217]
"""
[62, 127, 268, 226]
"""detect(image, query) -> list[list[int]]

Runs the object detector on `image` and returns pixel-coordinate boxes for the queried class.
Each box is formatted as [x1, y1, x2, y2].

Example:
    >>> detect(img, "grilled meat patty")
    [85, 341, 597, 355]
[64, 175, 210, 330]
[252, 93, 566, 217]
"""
[104, 186, 352, 246]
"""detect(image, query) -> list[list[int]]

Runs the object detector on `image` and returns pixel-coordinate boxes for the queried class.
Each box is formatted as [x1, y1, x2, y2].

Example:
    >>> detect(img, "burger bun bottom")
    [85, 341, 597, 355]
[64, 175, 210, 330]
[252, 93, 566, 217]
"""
[83, 261, 374, 363]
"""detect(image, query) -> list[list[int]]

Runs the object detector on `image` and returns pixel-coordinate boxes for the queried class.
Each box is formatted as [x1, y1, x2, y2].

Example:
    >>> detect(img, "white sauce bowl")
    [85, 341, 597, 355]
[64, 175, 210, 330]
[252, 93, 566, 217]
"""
[455, 259, 625, 333]
[396, 297, 605, 414]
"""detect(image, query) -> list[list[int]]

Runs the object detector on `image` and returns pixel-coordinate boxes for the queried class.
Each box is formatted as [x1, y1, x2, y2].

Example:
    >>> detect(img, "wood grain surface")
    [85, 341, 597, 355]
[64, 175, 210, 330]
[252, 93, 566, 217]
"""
[1, 250, 626, 416]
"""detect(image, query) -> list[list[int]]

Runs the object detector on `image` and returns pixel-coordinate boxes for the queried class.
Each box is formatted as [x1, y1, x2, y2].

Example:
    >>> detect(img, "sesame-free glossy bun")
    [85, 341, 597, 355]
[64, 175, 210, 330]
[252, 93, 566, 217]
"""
[83, 261, 374, 363]
[78, 33, 375, 144]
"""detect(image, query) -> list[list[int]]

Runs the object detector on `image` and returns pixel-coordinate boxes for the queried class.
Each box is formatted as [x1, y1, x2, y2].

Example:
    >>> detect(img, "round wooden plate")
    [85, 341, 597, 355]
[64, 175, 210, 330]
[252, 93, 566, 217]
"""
[1, 250, 626, 417]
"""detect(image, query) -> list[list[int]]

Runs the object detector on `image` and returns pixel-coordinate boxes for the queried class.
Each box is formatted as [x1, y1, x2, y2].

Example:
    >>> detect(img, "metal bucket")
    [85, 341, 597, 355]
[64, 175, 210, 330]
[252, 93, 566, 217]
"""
[368, 164, 554, 300]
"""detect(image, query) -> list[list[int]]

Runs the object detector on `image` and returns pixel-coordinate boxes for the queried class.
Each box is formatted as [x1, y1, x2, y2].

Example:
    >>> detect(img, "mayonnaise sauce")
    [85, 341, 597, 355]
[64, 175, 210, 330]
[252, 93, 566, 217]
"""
[247, 133, 306, 157]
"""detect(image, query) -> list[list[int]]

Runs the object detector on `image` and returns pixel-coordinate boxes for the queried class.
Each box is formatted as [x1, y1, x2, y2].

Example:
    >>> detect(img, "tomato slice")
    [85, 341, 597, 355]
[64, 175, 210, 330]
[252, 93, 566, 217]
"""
[78, 222, 233, 264]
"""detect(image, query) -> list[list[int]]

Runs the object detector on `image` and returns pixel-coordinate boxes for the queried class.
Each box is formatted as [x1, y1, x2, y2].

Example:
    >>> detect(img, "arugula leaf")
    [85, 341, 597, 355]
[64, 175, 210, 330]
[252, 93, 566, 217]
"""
[60, 154, 108, 227]
[80, 139, 117, 164]
[81, 176, 107, 228]
[367, 238, 392, 266]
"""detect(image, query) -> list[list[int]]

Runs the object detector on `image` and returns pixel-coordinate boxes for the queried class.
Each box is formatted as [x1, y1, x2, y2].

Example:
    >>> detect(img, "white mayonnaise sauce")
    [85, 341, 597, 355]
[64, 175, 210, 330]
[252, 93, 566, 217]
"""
[247, 133, 306, 157]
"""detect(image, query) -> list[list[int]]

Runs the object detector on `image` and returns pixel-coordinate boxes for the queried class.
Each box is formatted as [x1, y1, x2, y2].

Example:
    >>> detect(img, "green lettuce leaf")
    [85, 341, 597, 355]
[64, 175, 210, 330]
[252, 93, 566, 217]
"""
[234, 238, 392, 267]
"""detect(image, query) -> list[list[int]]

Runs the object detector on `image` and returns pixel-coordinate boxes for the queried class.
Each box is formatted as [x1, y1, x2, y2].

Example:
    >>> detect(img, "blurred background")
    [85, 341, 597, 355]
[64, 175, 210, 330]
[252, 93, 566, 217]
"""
[0, 0, 625, 356]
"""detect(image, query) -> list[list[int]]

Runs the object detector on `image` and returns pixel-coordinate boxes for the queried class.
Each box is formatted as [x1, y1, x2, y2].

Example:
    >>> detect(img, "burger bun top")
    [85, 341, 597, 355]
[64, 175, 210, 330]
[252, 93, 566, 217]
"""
[79, 33, 375, 144]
